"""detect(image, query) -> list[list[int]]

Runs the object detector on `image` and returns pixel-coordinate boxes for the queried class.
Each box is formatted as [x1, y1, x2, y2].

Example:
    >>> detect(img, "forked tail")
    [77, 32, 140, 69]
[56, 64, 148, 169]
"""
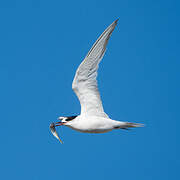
[126, 122, 144, 128]
[120, 122, 144, 130]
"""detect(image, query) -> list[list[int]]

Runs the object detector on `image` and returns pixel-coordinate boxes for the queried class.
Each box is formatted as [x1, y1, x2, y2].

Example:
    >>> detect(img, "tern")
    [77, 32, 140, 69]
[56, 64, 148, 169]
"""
[50, 19, 144, 143]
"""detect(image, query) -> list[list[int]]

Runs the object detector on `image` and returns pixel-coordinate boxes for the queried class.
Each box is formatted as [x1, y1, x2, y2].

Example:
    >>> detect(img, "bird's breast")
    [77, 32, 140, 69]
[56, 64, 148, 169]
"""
[66, 116, 114, 133]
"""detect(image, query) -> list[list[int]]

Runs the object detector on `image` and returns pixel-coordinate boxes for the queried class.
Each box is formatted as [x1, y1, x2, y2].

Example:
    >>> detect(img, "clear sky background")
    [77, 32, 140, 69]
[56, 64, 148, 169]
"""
[0, 0, 179, 180]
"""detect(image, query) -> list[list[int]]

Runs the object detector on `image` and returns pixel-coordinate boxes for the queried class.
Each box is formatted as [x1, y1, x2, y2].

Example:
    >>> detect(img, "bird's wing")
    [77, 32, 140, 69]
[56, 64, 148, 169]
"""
[72, 19, 118, 118]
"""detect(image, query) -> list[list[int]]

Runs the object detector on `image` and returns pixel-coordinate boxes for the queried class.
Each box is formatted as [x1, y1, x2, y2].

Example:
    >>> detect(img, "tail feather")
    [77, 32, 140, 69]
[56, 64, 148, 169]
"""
[124, 122, 144, 128]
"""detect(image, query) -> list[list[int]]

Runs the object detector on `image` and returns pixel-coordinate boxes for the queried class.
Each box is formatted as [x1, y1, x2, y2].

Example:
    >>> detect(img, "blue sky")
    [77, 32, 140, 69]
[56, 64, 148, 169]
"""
[0, 0, 179, 179]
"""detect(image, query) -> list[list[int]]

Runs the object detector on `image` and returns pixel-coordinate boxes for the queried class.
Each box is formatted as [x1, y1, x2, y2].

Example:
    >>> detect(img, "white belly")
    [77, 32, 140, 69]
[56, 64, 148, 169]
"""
[65, 116, 122, 133]
[68, 126, 113, 133]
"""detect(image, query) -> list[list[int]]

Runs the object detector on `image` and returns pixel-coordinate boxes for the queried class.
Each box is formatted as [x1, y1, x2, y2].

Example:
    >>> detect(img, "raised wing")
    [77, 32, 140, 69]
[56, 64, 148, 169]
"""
[72, 19, 118, 118]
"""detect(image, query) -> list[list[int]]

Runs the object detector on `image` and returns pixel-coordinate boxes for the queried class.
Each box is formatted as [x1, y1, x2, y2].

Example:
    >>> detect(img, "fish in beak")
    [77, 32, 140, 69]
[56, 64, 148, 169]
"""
[50, 122, 64, 144]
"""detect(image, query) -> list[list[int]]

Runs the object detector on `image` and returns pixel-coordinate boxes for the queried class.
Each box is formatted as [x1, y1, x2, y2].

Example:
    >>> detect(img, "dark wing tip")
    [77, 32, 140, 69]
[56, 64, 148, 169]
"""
[114, 18, 119, 25]
[109, 18, 119, 31]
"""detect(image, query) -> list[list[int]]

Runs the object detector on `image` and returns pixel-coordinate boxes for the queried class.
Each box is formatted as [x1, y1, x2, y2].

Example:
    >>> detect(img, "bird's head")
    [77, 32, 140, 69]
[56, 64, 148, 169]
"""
[57, 116, 68, 124]
[57, 115, 78, 124]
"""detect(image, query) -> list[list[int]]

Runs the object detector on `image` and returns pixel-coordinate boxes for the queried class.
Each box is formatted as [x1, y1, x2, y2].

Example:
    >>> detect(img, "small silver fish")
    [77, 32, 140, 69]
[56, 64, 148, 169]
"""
[50, 123, 63, 144]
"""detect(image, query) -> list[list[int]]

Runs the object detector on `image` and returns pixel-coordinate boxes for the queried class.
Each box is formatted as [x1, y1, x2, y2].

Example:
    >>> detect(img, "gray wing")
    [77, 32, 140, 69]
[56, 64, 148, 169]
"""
[72, 19, 118, 118]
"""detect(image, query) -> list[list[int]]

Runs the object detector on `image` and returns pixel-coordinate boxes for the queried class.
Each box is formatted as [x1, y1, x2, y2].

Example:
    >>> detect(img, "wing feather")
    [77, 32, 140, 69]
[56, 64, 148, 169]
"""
[72, 19, 118, 118]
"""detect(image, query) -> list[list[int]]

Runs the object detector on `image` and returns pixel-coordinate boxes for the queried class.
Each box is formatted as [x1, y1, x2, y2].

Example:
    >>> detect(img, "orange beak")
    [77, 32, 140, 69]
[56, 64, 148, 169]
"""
[55, 122, 65, 127]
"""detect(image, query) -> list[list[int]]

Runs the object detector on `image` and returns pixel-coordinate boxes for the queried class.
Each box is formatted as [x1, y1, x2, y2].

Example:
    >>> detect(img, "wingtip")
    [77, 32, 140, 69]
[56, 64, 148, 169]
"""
[110, 18, 119, 28]
[114, 18, 120, 24]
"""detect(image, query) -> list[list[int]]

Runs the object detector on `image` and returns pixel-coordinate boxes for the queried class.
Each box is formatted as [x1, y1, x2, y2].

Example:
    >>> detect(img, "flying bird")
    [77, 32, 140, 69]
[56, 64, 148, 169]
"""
[50, 19, 144, 143]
